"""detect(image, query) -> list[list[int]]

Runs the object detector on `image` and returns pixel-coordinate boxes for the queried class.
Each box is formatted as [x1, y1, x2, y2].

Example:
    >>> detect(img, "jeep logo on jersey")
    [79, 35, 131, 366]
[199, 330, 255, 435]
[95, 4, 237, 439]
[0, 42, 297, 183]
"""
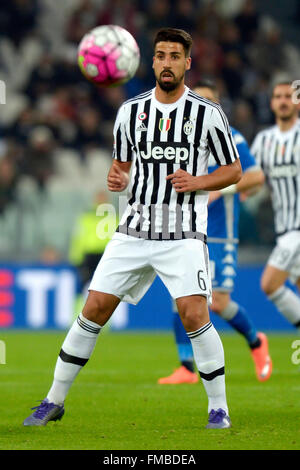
[138, 142, 190, 164]
[269, 164, 298, 178]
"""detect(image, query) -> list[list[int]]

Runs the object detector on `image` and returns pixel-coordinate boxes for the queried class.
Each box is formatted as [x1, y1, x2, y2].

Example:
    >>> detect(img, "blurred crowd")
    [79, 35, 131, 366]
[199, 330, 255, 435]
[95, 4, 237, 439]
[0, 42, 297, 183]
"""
[0, 0, 300, 262]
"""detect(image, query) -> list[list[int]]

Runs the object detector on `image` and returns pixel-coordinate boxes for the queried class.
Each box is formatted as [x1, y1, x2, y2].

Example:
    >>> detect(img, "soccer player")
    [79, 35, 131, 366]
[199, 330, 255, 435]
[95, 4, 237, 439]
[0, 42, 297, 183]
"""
[23, 28, 242, 429]
[250, 81, 300, 332]
[158, 80, 272, 386]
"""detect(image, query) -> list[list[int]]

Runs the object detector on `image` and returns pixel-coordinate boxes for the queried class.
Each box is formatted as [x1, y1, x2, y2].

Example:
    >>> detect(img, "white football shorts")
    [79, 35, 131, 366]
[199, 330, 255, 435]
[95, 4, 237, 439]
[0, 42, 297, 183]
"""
[268, 230, 300, 283]
[89, 232, 212, 304]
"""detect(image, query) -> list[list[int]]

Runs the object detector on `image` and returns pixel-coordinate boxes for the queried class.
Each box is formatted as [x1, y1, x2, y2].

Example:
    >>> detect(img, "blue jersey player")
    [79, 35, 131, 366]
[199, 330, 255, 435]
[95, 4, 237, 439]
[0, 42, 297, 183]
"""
[158, 81, 272, 384]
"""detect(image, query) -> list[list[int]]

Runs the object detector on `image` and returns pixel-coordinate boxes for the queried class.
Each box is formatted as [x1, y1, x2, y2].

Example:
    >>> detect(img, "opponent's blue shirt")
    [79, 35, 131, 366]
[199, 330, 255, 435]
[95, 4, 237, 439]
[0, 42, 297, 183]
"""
[207, 127, 257, 243]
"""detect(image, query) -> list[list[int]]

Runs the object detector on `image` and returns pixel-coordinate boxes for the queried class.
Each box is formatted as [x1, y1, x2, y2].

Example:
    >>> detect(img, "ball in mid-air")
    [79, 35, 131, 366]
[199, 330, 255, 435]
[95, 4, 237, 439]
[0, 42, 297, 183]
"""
[77, 25, 140, 87]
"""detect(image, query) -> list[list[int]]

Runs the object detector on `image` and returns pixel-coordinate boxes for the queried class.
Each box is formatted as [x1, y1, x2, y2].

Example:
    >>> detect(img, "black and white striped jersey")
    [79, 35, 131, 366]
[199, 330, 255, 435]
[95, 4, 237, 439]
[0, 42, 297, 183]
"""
[113, 86, 239, 240]
[251, 119, 300, 236]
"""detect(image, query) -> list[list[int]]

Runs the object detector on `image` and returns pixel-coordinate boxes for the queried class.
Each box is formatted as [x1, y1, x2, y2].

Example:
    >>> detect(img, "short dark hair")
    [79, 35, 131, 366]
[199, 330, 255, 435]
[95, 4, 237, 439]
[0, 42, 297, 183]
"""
[193, 79, 219, 100]
[153, 28, 193, 57]
[271, 80, 294, 97]
[193, 79, 218, 93]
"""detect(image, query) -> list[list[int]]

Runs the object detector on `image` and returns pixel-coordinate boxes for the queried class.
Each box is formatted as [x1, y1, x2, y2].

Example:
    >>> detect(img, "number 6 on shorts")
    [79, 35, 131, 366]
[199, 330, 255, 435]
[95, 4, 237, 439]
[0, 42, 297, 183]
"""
[197, 270, 207, 291]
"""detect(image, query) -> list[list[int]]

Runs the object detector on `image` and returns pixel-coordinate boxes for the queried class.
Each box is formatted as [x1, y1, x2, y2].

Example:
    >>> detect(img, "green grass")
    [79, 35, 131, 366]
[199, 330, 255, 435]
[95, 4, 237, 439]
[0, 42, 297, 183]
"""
[0, 330, 299, 450]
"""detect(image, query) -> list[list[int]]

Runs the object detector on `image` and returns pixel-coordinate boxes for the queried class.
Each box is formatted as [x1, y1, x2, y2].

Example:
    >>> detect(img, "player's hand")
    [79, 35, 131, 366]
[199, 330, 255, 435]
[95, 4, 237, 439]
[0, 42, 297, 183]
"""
[107, 164, 129, 192]
[208, 190, 222, 205]
[166, 169, 199, 193]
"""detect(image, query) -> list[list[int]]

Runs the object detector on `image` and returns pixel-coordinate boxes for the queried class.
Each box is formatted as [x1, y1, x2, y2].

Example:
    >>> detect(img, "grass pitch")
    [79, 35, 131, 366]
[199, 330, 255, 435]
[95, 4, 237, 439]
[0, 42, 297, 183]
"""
[0, 330, 299, 450]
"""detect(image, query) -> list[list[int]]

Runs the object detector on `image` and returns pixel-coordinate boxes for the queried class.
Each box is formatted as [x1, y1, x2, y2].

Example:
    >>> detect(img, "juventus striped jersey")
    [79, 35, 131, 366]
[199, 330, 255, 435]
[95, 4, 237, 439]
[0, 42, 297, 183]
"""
[113, 86, 239, 240]
[251, 119, 300, 236]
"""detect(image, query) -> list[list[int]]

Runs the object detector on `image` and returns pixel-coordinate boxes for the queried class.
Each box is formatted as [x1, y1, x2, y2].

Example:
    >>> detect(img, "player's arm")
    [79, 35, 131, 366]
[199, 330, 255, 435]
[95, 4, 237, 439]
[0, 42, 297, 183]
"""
[208, 167, 264, 203]
[107, 160, 131, 192]
[166, 106, 242, 192]
[222, 132, 265, 196]
[108, 103, 132, 192]
[210, 132, 265, 201]
[166, 158, 241, 193]
[235, 167, 265, 196]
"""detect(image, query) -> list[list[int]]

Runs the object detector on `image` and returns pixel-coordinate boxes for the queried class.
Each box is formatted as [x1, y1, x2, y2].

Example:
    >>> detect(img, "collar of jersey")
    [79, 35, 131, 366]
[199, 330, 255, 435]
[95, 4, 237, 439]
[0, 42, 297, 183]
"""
[275, 118, 300, 140]
[152, 86, 190, 112]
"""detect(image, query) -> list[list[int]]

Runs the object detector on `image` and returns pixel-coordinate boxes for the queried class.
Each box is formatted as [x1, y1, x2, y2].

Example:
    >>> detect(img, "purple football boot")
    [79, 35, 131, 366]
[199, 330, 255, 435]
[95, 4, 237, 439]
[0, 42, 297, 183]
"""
[206, 408, 231, 429]
[23, 399, 64, 426]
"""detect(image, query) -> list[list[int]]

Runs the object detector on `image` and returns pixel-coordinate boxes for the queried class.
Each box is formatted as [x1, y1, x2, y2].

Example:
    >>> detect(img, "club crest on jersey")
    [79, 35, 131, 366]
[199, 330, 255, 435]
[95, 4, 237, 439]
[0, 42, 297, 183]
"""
[183, 120, 193, 135]
[159, 118, 171, 132]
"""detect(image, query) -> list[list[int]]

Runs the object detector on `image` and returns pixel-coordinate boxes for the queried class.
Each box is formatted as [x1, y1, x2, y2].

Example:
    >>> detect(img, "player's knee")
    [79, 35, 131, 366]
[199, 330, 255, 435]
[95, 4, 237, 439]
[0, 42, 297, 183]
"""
[82, 300, 103, 325]
[82, 291, 118, 325]
[177, 296, 209, 331]
[261, 276, 276, 296]
[180, 310, 201, 330]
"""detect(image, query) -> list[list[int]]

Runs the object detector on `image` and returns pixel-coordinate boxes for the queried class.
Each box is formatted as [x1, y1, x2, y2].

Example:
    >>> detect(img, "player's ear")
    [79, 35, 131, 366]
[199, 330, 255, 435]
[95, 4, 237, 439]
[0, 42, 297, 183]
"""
[186, 57, 191, 71]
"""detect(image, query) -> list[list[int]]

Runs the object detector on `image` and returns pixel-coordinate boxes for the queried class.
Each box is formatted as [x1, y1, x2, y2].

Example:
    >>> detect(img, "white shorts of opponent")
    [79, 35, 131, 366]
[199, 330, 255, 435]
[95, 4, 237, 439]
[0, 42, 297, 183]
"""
[268, 230, 300, 284]
[89, 232, 212, 305]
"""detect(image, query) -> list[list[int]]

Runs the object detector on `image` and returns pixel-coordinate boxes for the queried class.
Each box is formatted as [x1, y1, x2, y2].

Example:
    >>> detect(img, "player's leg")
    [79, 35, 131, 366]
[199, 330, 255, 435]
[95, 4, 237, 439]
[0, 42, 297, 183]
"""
[173, 306, 195, 373]
[210, 242, 257, 345]
[46, 291, 120, 406]
[24, 234, 155, 426]
[157, 299, 198, 384]
[158, 241, 260, 383]
[153, 238, 230, 428]
[23, 291, 120, 426]
[261, 264, 300, 332]
[261, 231, 300, 331]
[211, 291, 259, 346]
[212, 291, 272, 382]
[209, 241, 272, 380]
[176, 294, 230, 428]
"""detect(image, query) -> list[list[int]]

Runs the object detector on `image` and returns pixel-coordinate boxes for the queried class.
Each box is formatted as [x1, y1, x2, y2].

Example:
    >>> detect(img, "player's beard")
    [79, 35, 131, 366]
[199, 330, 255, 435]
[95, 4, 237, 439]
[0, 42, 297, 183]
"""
[277, 106, 296, 121]
[156, 70, 185, 92]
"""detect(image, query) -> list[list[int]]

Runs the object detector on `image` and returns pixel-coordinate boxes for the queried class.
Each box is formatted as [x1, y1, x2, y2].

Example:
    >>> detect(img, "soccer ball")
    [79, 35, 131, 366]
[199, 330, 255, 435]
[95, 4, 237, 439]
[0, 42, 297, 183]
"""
[77, 25, 140, 87]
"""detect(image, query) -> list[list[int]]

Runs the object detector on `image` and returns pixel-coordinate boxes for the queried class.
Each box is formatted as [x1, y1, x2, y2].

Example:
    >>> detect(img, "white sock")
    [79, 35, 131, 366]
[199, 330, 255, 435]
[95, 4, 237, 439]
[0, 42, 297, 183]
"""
[47, 313, 102, 405]
[268, 286, 300, 327]
[187, 322, 228, 415]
